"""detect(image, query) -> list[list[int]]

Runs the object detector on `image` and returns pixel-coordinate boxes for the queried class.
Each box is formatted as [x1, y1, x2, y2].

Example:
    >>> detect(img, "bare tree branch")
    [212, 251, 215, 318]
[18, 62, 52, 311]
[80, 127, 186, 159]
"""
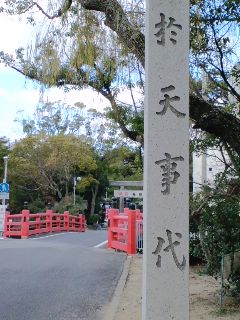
[24, 0, 73, 19]
[211, 25, 240, 101]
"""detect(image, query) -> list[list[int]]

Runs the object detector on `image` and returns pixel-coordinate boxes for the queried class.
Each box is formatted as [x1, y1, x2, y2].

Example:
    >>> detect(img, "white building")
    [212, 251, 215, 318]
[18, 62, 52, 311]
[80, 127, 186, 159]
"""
[193, 150, 227, 193]
[192, 67, 240, 193]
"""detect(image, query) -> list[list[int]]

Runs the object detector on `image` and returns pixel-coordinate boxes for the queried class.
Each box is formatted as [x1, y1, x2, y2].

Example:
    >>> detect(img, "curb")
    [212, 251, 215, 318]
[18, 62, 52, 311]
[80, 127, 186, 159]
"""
[101, 255, 132, 320]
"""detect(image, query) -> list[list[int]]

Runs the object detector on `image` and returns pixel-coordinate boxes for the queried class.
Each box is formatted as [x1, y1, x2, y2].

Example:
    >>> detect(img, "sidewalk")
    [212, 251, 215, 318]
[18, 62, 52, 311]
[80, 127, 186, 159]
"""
[113, 255, 142, 320]
[102, 255, 142, 320]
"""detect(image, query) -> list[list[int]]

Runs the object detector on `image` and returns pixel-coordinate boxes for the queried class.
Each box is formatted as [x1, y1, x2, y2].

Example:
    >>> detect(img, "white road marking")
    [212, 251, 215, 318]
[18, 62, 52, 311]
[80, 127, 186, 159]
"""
[0, 237, 4, 240]
[31, 232, 74, 240]
[94, 240, 108, 248]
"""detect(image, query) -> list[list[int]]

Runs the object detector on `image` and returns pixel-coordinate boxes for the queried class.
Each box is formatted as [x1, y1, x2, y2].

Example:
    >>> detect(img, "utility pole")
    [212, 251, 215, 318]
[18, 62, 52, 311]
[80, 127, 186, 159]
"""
[2, 156, 9, 206]
[0, 156, 9, 235]
[73, 177, 76, 206]
[3, 156, 9, 183]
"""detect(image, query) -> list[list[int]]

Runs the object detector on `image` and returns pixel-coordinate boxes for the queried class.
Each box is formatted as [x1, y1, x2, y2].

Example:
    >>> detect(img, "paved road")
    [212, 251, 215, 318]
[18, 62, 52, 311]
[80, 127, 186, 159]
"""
[0, 231, 126, 320]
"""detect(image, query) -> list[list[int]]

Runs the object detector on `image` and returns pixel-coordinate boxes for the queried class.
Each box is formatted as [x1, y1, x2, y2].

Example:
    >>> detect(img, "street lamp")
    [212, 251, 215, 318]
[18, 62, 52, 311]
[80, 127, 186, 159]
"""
[73, 176, 82, 205]
[3, 156, 9, 183]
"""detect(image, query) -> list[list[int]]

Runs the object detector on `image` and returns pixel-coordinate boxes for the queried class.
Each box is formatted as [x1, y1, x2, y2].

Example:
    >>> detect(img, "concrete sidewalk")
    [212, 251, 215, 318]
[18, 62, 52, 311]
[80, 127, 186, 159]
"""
[103, 255, 142, 320]
[114, 255, 142, 320]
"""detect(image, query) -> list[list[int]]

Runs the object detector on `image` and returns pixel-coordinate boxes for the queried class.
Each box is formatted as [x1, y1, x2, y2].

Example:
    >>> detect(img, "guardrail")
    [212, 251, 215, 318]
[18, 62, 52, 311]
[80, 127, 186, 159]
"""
[4, 209, 86, 239]
[107, 208, 143, 255]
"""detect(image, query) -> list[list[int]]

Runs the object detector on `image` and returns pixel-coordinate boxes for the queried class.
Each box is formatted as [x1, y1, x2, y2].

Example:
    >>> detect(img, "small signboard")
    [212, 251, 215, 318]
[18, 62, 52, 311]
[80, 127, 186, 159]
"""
[114, 190, 144, 198]
[0, 183, 9, 200]
[0, 192, 9, 200]
[0, 183, 9, 193]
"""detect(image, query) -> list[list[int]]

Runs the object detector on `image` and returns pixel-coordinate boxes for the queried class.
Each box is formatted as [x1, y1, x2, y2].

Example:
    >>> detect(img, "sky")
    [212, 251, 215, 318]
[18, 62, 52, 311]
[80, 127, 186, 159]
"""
[0, 12, 109, 141]
[0, 14, 36, 139]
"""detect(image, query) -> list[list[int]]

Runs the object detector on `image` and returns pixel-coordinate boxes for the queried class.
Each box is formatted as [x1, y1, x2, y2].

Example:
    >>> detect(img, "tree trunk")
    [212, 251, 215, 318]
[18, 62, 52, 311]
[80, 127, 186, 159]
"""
[90, 184, 99, 216]
[190, 96, 240, 156]
[65, 181, 68, 197]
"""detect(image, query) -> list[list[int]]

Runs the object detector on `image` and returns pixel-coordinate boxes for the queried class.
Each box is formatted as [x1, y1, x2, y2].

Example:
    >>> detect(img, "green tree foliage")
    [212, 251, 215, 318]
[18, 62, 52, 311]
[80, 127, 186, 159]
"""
[9, 134, 97, 211]
[200, 197, 240, 275]
[191, 183, 240, 299]
[12, 101, 130, 215]
[190, 161, 240, 297]
[15, 101, 86, 136]
[77, 156, 108, 216]
[104, 146, 143, 181]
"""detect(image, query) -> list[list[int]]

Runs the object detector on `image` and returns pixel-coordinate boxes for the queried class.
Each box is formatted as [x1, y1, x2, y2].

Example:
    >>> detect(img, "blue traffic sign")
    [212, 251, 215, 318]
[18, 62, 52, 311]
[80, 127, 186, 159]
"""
[0, 183, 9, 193]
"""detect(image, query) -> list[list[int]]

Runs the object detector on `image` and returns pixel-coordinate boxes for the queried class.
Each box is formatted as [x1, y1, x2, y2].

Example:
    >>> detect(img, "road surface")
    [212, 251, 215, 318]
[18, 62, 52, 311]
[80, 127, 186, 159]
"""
[0, 231, 126, 320]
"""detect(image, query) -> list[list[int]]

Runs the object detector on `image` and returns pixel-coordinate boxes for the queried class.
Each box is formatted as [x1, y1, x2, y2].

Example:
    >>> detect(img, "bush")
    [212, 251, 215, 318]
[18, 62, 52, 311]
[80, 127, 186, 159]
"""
[191, 193, 240, 299]
[228, 267, 240, 301]
[52, 195, 86, 215]
[199, 197, 240, 276]
[86, 214, 98, 225]
[190, 237, 205, 265]
[27, 198, 45, 213]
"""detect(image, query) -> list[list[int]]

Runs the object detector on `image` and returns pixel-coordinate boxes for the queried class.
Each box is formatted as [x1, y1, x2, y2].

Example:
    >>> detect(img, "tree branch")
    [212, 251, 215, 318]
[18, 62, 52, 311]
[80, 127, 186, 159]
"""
[102, 89, 144, 146]
[211, 25, 240, 101]
[79, 0, 145, 67]
[25, 0, 73, 19]
[190, 95, 240, 156]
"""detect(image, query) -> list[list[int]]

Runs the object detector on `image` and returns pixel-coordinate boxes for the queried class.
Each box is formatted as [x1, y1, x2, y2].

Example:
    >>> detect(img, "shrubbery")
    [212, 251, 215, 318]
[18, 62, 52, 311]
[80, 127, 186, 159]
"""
[191, 191, 240, 299]
[86, 214, 98, 225]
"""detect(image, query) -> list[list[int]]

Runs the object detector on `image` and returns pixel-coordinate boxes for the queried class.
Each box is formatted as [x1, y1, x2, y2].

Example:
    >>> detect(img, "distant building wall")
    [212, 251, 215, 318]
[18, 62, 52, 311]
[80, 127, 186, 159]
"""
[193, 149, 227, 193]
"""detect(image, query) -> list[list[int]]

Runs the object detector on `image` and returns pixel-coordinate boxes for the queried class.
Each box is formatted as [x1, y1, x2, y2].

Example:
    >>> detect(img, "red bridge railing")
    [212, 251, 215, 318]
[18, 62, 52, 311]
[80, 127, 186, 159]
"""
[4, 209, 86, 239]
[107, 208, 143, 255]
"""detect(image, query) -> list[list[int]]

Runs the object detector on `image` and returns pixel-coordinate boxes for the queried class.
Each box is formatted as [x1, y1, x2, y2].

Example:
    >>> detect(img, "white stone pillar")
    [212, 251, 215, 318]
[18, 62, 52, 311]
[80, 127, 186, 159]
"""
[143, 1, 189, 319]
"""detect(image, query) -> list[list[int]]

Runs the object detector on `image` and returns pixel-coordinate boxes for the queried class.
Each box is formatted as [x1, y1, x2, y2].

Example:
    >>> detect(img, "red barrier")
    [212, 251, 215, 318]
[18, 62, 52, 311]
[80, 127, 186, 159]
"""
[108, 208, 137, 255]
[4, 210, 86, 239]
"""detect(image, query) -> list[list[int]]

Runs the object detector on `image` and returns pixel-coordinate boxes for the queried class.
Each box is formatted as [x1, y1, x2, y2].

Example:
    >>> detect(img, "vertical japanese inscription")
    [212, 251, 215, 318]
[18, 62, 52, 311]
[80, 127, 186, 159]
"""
[152, 230, 186, 271]
[156, 85, 186, 118]
[155, 153, 184, 195]
[154, 13, 182, 46]
[153, 12, 186, 269]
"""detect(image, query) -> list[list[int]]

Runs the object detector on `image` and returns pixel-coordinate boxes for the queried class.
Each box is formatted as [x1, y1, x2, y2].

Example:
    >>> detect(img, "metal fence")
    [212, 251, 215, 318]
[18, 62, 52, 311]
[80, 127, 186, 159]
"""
[136, 220, 143, 253]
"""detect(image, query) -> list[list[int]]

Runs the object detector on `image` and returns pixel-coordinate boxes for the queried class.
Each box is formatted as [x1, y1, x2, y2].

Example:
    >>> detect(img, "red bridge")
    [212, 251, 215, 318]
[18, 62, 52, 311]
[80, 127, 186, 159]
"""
[4, 209, 86, 239]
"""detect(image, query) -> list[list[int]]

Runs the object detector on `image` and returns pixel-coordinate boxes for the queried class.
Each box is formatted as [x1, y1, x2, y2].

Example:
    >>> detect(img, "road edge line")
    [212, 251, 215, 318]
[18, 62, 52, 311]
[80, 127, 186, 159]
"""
[31, 232, 74, 240]
[101, 255, 132, 320]
[94, 240, 108, 248]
